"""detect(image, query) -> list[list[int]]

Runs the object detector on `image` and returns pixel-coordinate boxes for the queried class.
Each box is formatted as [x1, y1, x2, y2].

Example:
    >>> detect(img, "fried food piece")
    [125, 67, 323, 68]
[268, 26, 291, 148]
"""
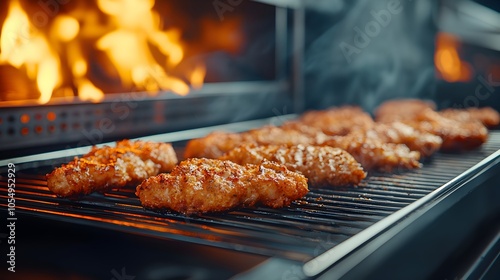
[322, 132, 421, 172]
[375, 99, 436, 123]
[136, 158, 308, 215]
[245, 125, 314, 146]
[375, 99, 489, 151]
[281, 121, 332, 144]
[298, 106, 375, 136]
[282, 120, 441, 157]
[360, 122, 442, 157]
[440, 107, 500, 128]
[220, 144, 366, 186]
[47, 140, 178, 197]
[184, 132, 246, 159]
[282, 121, 423, 170]
[404, 110, 488, 151]
[184, 126, 314, 159]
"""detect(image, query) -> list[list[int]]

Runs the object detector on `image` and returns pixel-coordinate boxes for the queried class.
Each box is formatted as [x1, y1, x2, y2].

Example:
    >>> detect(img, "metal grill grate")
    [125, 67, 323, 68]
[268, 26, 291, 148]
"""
[1, 132, 499, 262]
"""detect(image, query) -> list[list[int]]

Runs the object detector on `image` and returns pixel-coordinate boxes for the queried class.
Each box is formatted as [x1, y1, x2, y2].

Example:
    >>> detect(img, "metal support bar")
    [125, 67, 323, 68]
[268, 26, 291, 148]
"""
[275, 6, 288, 80]
[292, 3, 305, 113]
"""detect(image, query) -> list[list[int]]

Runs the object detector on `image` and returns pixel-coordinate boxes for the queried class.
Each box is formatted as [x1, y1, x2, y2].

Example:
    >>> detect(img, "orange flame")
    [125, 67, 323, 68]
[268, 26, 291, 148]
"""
[0, 0, 206, 103]
[435, 33, 473, 83]
[96, 0, 193, 95]
[0, 0, 61, 104]
[190, 64, 206, 90]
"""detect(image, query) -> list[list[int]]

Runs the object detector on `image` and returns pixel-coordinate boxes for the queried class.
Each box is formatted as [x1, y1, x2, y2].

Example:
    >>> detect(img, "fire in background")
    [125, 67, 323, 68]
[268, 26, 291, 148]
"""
[0, 0, 244, 103]
[434, 32, 473, 83]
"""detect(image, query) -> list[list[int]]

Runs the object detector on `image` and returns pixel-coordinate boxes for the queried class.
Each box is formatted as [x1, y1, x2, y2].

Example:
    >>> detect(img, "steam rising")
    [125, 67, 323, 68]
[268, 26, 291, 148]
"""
[305, 0, 437, 113]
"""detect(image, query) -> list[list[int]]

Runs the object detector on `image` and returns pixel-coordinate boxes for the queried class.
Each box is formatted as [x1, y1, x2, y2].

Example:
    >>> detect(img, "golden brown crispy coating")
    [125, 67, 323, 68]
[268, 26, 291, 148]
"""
[245, 126, 314, 146]
[404, 109, 488, 152]
[111, 140, 179, 172]
[281, 121, 423, 170]
[46, 140, 178, 197]
[360, 122, 443, 157]
[183, 126, 314, 159]
[282, 119, 441, 157]
[375, 99, 436, 123]
[220, 144, 366, 186]
[280, 121, 332, 144]
[322, 132, 421, 172]
[374, 99, 489, 151]
[184, 132, 246, 159]
[440, 107, 500, 128]
[298, 106, 375, 136]
[136, 158, 309, 215]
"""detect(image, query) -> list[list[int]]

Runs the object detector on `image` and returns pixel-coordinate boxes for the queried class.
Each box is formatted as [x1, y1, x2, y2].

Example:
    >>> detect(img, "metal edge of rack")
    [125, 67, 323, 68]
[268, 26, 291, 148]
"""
[309, 148, 500, 279]
[231, 147, 500, 280]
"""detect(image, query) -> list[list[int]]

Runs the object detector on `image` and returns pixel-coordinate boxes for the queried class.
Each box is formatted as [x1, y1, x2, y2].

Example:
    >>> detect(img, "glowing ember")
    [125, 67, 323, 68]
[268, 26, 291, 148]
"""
[435, 33, 473, 83]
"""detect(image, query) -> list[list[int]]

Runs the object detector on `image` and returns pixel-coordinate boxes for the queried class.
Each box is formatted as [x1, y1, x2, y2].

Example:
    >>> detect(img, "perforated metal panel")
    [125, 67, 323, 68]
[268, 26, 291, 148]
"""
[0, 85, 292, 153]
